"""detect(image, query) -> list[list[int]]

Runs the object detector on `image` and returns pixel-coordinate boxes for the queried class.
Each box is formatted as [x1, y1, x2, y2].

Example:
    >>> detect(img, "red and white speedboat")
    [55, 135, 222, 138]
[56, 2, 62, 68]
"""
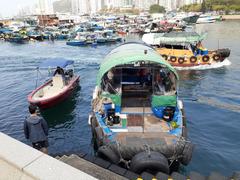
[28, 59, 80, 109]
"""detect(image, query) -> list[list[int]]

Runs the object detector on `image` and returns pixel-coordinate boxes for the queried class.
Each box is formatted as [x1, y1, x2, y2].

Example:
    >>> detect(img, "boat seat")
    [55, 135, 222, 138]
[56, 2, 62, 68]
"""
[52, 75, 64, 89]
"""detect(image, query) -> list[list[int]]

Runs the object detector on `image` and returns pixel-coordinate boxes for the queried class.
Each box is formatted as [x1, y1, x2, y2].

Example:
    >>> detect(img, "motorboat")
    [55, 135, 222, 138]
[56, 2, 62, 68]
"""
[196, 14, 216, 24]
[28, 59, 80, 109]
[142, 32, 231, 68]
[89, 43, 193, 174]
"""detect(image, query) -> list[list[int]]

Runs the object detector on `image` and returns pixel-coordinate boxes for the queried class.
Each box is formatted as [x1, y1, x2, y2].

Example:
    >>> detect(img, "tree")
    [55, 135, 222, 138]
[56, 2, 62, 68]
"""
[149, 4, 166, 14]
[201, 0, 206, 13]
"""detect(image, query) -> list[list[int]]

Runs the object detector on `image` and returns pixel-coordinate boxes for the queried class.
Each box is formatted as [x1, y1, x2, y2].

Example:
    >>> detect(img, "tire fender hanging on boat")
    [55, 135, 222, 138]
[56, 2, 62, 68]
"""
[190, 56, 197, 63]
[161, 54, 168, 61]
[180, 143, 194, 166]
[170, 56, 177, 63]
[213, 54, 221, 61]
[98, 146, 120, 164]
[130, 151, 170, 174]
[178, 57, 185, 64]
[202, 55, 210, 63]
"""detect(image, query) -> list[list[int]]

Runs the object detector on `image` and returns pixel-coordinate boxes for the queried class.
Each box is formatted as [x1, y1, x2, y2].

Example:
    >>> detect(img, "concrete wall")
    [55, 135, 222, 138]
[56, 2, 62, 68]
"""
[222, 15, 240, 20]
[0, 133, 97, 180]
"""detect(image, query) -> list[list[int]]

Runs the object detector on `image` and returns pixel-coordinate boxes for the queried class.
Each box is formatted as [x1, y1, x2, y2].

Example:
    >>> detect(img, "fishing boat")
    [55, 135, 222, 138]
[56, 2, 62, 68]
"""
[28, 59, 80, 109]
[89, 43, 193, 174]
[6, 33, 29, 44]
[142, 32, 231, 68]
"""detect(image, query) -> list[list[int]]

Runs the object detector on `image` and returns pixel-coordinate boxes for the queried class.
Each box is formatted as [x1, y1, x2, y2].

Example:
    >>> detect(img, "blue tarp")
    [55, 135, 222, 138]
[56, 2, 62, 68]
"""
[39, 59, 74, 68]
[0, 28, 12, 34]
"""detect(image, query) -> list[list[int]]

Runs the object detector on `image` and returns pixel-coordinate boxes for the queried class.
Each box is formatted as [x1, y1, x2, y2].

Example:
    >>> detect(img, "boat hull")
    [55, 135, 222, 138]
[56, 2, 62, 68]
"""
[28, 76, 80, 109]
[66, 41, 86, 46]
[156, 48, 230, 67]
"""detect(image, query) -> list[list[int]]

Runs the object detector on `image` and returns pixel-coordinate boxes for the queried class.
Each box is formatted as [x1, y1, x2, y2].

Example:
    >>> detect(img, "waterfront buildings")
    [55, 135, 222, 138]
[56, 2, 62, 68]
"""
[38, 0, 54, 14]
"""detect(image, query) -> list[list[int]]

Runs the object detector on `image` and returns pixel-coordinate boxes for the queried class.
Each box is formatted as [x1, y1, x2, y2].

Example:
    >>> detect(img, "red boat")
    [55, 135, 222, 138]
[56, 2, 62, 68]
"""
[28, 59, 80, 109]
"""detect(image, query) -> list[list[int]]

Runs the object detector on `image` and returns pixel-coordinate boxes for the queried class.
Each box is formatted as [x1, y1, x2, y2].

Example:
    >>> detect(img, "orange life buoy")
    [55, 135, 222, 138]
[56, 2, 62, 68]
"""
[170, 56, 177, 63]
[213, 54, 221, 61]
[190, 56, 197, 63]
[178, 57, 185, 64]
[202, 55, 210, 63]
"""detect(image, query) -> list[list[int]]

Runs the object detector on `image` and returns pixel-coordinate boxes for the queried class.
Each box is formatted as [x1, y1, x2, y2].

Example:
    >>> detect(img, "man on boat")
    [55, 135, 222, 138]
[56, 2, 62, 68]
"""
[54, 66, 64, 76]
[24, 104, 49, 154]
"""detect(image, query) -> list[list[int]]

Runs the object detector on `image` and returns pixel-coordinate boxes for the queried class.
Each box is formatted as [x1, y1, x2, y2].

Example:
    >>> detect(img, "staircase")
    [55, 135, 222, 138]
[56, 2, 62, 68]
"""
[55, 153, 240, 180]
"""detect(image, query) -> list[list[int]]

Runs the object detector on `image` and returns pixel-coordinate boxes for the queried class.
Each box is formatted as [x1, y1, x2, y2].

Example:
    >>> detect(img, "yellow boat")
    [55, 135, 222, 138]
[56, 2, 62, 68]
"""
[143, 32, 231, 67]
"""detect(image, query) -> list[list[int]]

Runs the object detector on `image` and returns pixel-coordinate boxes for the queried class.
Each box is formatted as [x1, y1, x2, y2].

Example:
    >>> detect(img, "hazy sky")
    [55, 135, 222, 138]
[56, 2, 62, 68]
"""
[0, 0, 38, 17]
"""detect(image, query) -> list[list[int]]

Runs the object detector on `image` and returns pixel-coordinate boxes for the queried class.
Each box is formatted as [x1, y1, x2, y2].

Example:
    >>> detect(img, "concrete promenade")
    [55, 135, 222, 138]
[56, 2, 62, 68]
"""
[0, 132, 97, 180]
[222, 15, 240, 20]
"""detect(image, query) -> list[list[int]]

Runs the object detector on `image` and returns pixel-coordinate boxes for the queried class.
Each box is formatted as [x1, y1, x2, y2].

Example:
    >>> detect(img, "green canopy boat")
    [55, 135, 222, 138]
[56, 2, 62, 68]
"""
[90, 42, 193, 174]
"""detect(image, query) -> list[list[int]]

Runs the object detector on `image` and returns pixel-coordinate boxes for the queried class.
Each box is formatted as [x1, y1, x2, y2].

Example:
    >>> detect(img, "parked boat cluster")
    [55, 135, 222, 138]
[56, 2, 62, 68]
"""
[0, 12, 223, 45]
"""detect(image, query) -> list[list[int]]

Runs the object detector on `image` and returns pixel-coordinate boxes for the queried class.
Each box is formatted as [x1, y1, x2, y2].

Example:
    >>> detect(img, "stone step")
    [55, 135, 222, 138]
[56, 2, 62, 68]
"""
[58, 155, 69, 163]
[64, 154, 127, 180]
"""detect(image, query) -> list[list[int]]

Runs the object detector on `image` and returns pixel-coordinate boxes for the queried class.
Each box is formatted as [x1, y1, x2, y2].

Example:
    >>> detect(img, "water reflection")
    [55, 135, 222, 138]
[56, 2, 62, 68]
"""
[40, 86, 80, 128]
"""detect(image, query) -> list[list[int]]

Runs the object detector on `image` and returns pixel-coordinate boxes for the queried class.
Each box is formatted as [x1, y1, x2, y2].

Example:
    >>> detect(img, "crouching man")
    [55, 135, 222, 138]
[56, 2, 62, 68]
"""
[24, 104, 49, 154]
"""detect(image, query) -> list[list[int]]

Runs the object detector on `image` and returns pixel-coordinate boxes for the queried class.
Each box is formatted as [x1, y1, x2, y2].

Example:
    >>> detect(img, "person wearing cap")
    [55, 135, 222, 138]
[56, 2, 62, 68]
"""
[24, 104, 49, 154]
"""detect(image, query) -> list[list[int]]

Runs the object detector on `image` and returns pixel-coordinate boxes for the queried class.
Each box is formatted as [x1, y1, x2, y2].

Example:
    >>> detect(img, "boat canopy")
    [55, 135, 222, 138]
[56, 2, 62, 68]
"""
[97, 42, 178, 86]
[39, 59, 74, 69]
[152, 32, 207, 46]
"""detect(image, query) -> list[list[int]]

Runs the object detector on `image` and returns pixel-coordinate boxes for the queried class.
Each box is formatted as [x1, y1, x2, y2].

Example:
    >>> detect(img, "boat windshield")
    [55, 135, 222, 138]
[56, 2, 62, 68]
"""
[101, 65, 177, 107]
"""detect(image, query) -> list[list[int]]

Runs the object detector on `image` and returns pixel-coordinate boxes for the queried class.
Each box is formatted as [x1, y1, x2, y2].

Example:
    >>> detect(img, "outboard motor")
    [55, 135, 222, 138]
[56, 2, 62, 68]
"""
[163, 106, 175, 122]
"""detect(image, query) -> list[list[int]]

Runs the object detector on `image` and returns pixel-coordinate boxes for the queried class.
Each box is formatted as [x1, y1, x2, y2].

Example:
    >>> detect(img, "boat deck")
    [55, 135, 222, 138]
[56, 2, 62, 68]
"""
[110, 112, 171, 135]
[32, 75, 67, 100]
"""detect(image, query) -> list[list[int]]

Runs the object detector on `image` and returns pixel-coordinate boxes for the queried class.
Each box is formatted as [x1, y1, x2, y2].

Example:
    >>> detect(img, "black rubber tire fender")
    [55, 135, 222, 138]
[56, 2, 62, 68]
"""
[90, 116, 98, 138]
[170, 56, 177, 63]
[97, 146, 120, 164]
[130, 151, 169, 174]
[181, 143, 194, 166]
[182, 126, 187, 138]
[161, 54, 168, 61]
[213, 54, 221, 61]
[202, 55, 210, 63]
[178, 57, 185, 64]
[190, 56, 197, 63]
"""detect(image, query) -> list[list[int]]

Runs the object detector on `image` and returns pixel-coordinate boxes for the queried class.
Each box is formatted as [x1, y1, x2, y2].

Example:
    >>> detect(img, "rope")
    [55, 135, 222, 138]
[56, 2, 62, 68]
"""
[168, 136, 190, 167]
[116, 141, 130, 169]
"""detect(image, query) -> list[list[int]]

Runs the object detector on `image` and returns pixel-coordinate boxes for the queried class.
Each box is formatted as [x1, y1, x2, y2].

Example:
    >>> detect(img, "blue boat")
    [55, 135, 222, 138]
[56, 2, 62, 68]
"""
[7, 33, 29, 44]
[66, 40, 87, 46]
[89, 43, 193, 174]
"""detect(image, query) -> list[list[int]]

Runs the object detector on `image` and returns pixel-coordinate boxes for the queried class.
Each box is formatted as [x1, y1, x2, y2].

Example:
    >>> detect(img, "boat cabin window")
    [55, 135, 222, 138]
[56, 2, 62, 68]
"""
[101, 68, 121, 94]
[101, 65, 177, 108]
[160, 44, 188, 50]
[153, 68, 176, 96]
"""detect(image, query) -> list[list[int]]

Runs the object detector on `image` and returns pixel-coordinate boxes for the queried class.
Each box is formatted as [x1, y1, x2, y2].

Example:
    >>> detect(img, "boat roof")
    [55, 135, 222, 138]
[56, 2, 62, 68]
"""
[97, 42, 178, 86]
[39, 59, 74, 68]
[153, 32, 207, 45]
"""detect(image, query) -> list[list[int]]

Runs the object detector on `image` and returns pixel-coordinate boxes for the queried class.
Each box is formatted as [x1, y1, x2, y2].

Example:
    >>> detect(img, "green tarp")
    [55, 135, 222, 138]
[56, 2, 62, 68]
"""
[151, 95, 177, 107]
[97, 43, 178, 86]
[153, 32, 207, 45]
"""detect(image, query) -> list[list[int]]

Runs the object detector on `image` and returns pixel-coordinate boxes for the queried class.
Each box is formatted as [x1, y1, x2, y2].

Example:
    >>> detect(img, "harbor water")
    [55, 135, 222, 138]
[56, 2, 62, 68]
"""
[0, 21, 239, 176]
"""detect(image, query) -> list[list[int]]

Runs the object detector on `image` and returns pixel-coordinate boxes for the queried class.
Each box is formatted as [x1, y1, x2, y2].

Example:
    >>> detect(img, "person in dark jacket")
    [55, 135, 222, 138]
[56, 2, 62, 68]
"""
[24, 104, 49, 154]
[53, 66, 64, 76]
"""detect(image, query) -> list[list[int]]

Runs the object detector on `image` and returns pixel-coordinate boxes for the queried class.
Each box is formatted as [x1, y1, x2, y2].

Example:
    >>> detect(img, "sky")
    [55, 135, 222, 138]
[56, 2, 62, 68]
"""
[0, 0, 38, 17]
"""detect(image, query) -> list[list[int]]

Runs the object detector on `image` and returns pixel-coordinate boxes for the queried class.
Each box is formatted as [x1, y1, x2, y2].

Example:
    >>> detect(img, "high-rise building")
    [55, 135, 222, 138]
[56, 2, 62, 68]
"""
[134, 0, 156, 10]
[38, 0, 54, 14]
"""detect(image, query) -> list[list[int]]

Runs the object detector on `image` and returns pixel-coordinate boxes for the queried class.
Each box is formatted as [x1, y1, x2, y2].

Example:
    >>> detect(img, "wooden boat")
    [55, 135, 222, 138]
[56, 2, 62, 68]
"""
[28, 59, 80, 109]
[89, 43, 193, 174]
[143, 32, 230, 68]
